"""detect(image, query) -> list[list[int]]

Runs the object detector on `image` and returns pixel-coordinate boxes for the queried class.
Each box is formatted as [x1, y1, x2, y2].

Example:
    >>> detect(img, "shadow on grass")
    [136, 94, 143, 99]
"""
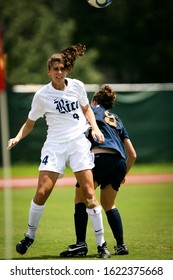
[11, 254, 99, 260]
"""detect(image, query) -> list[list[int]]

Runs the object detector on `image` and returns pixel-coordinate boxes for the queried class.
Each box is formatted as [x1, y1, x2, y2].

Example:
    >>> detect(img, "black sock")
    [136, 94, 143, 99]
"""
[106, 208, 124, 246]
[74, 203, 88, 244]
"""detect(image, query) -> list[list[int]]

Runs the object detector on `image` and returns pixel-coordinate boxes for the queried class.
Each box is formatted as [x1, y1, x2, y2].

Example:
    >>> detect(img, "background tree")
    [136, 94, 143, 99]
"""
[0, 0, 103, 84]
[68, 0, 173, 83]
[1, 0, 173, 84]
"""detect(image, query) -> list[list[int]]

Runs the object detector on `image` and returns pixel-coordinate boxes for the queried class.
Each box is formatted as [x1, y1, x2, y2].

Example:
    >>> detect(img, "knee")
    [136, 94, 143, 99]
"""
[86, 196, 97, 208]
[101, 196, 115, 212]
[101, 202, 115, 213]
[101, 201, 115, 213]
[34, 188, 50, 204]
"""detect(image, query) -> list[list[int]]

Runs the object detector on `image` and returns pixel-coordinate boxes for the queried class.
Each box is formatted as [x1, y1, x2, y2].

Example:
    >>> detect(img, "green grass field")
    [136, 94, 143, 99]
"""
[0, 181, 173, 260]
[0, 162, 173, 177]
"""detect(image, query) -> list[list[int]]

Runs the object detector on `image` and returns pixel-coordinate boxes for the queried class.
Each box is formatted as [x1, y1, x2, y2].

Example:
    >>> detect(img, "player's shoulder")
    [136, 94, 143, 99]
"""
[92, 104, 107, 113]
[93, 106, 121, 120]
[106, 109, 120, 120]
[112, 112, 123, 123]
[69, 78, 84, 88]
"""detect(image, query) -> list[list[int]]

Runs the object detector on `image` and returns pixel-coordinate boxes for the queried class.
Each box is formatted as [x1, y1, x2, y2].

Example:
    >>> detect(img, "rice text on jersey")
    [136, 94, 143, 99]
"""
[54, 99, 79, 114]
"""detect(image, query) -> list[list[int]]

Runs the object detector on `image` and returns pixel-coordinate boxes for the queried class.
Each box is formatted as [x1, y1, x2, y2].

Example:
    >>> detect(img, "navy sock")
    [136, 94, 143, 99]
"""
[106, 208, 124, 246]
[74, 203, 88, 244]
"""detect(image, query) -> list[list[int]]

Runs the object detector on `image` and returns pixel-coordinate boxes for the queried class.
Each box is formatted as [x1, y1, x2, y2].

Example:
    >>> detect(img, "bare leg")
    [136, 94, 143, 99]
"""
[27, 171, 59, 238]
[16, 171, 59, 254]
[33, 171, 59, 205]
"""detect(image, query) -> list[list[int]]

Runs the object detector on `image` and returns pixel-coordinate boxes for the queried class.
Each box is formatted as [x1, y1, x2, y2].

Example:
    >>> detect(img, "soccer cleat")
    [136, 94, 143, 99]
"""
[97, 242, 111, 258]
[60, 242, 88, 257]
[114, 244, 129, 255]
[16, 234, 34, 255]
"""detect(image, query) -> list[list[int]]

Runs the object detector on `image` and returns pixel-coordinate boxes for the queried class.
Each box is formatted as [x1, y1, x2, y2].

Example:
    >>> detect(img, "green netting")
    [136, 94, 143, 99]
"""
[0, 87, 173, 164]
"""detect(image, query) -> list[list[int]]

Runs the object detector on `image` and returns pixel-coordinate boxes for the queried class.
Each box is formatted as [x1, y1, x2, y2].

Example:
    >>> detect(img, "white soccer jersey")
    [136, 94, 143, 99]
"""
[28, 78, 90, 142]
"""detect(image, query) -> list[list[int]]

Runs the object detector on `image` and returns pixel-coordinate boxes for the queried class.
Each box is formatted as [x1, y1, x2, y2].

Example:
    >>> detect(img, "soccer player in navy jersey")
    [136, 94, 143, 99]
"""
[60, 84, 137, 257]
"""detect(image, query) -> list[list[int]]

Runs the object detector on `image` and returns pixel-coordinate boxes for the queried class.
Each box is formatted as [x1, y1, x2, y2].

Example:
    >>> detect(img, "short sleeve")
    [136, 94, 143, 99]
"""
[73, 79, 89, 107]
[116, 115, 129, 141]
[28, 92, 45, 121]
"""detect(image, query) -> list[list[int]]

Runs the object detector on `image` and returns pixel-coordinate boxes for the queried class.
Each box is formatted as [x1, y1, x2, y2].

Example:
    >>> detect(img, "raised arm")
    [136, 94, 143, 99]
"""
[7, 118, 35, 150]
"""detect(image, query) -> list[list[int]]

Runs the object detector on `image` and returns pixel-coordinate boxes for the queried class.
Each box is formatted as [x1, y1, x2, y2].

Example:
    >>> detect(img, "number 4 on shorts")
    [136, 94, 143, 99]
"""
[42, 155, 49, 165]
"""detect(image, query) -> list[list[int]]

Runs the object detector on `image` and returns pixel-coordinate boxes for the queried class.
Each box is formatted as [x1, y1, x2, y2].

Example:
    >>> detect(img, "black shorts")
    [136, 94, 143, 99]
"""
[93, 153, 127, 191]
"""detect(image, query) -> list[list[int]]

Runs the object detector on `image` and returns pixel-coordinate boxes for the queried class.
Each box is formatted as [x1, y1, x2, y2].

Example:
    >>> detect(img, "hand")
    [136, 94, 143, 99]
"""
[91, 129, 105, 144]
[7, 138, 19, 150]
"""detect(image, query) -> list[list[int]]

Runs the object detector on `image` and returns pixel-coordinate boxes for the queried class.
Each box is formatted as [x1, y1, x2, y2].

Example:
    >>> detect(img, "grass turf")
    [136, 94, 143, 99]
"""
[0, 182, 173, 260]
[0, 162, 173, 177]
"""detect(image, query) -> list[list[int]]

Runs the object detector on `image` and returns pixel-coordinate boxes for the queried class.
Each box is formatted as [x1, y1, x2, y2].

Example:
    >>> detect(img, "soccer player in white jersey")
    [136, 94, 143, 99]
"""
[7, 43, 110, 258]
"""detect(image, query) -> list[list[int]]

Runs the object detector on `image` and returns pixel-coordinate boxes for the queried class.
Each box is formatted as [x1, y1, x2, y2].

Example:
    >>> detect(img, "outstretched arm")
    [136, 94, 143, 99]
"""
[7, 118, 35, 150]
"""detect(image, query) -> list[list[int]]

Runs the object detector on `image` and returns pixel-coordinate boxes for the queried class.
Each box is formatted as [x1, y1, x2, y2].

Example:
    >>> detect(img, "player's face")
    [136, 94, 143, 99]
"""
[48, 62, 67, 89]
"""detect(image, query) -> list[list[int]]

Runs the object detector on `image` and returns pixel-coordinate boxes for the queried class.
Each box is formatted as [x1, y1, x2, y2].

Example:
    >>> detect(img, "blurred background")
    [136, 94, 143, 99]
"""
[0, 0, 173, 165]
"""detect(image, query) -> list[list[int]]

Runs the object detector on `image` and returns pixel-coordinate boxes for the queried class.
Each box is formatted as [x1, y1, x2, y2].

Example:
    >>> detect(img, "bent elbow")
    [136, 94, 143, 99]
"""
[130, 151, 137, 164]
[132, 152, 137, 162]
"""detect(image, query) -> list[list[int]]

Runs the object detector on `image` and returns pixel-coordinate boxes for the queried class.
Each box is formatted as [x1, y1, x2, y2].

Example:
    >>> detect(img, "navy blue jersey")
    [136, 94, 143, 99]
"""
[90, 105, 129, 159]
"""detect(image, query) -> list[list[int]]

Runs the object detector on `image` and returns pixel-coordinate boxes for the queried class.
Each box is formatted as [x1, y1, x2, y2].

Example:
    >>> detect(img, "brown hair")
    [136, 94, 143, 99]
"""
[47, 43, 86, 71]
[92, 85, 116, 109]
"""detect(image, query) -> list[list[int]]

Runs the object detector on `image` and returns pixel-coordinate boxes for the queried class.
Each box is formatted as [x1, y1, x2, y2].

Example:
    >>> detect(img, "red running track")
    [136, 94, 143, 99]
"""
[0, 174, 173, 188]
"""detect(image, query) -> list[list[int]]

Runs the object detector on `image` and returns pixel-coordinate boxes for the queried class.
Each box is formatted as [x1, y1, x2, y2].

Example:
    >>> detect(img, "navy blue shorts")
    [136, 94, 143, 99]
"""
[93, 153, 127, 191]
